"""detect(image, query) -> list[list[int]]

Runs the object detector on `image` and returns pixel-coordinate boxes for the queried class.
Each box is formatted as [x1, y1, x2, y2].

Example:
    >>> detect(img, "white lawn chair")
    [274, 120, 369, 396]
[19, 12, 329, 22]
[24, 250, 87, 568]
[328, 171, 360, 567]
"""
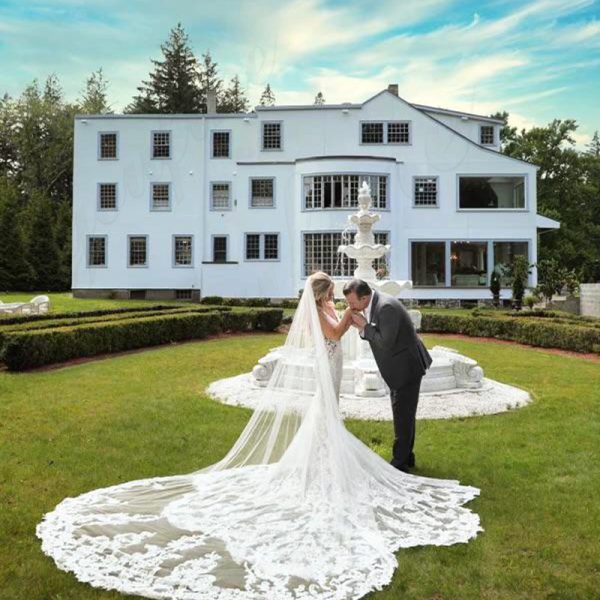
[31, 295, 50, 314]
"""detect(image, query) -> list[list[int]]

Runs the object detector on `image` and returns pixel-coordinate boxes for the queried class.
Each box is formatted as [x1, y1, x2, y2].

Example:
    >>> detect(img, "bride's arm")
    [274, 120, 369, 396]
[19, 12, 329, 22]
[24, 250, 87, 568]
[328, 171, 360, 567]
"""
[318, 304, 353, 341]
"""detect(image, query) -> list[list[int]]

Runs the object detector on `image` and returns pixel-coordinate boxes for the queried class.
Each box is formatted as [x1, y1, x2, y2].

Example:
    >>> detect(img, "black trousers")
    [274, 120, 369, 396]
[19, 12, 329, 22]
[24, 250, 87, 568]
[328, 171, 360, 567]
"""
[389, 376, 422, 468]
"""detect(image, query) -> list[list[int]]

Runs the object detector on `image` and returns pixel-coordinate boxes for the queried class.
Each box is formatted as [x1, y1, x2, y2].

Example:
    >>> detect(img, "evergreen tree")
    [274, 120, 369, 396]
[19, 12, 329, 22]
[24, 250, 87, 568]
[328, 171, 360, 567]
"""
[219, 75, 250, 113]
[197, 50, 224, 112]
[314, 91, 325, 106]
[24, 191, 62, 291]
[0, 178, 35, 291]
[259, 83, 276, 107]
[0, 93, 18, 180]
[584, 130, 600, 158]
[79, 68, 112, 114]
[125, 23, 201, 114]
[53, 198, 72, 289]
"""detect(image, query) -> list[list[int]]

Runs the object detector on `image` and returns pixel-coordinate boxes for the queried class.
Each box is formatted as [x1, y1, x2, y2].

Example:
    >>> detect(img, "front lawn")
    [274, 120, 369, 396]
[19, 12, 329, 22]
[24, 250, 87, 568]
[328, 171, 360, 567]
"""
[1, 333, 598, 599]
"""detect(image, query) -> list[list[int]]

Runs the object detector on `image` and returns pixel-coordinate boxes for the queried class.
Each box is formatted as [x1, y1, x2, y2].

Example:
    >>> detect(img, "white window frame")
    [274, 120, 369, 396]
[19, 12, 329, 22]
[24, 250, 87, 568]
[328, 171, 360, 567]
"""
[127, 234, 149, 268]
[249, 177, 276, 209]
[302, 173, 389, 211]
[261, 120, 283, 151]
[98, 131, 119, 160]
[359, 120, 411, 145]
[86, 234, 108, 268]
[244, 232, 280, 262]
[151, 130, 171, 160]
[212, 234, 229, 263]
[479, 124, 496, 146]
[97, 182, 118, 211]
[210, 181, 232, 211]
[456, 173, 528, 212]
[412, 176, 439, 208]
[172, 234, 194, 268]
[211, 129, 231, 159]
[150, 182, 172, 212]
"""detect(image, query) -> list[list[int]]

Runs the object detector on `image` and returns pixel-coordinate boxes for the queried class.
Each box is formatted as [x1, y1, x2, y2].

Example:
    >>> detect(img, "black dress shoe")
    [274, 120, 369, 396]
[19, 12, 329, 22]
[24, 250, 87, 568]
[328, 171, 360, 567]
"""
[390, 460, 411, 473]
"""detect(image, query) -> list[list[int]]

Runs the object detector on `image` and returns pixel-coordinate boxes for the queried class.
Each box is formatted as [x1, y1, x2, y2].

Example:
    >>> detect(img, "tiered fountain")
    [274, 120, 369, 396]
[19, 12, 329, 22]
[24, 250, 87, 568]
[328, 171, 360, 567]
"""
[207, 181, 531, 420]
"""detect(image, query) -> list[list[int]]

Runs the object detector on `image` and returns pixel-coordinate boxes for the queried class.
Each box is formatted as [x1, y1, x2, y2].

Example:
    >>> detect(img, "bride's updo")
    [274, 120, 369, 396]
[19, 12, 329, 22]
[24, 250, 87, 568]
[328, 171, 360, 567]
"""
[310, 271, 333, 305]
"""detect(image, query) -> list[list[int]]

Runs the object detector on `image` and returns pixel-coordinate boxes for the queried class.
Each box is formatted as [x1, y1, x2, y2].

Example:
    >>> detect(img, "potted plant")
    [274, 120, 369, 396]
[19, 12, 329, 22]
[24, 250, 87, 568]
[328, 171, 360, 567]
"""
[489, 270, 501, 307]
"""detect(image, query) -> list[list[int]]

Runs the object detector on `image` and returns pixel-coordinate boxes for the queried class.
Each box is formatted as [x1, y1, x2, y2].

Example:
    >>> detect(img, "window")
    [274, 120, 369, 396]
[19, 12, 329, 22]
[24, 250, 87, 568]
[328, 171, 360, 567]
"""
[99, 132, 117, 159]
[411, 242, 445, 286]
[480, 125, 495, 145]
[303, 231, 388, 277]
[176, 289, 193, 299]
[387, 121, 410, 144]
[245, 233, 279, 261]
[262, 121, 282, 150]
[128, 236, 148, 267]
[151, 183, 170, 210]
[413, 177, 438, 207]
[213, 236, 228, 262]
[459, 176, 525, 209]
[152, 131, 170, 159]
[303, 174, 387, 209]
[210, 182, 231, 210]
[98, 183, 117, 210]
[250, 178, 274, 208]
[174, 236, 193, 266]
[361, 121, 410, 144]
[493, 241, 529, 286]
[212, 131, 230, 158]
[87, 236, 106, 267]
[451, 241, 488, 287]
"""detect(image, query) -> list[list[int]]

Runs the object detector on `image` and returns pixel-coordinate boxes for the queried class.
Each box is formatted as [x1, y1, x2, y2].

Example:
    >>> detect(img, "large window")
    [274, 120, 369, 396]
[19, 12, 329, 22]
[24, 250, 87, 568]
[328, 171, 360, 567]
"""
[212, 131, 230, 158]
[151, 183, 171, 210]
[98, 183, 117, 210]
[152, 131, 171, 159]
[87, 236, 107, 267]
[303, 174, 387, 209]
[459, 176, 525, 209]
[411, 242, 445, 286]
[303, 231, 389, 277]
[361, 121, 410, 144]
[98, 132, 117, 159]
[128, 236, 148, 267]
[250, 178, 274, 208]
[262, 121, 282, 150]
[493, 241, 529, 286]
[245, 233, 279, 261]
[173, 236, 193, 266]
[211, 182, 231, 210]
[451, 241, 488, 287]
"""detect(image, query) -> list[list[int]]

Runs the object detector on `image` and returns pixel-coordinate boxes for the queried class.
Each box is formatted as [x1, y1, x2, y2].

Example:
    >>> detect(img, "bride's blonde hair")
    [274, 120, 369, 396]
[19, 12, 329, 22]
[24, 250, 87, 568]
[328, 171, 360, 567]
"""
[310, 271, 334, 305]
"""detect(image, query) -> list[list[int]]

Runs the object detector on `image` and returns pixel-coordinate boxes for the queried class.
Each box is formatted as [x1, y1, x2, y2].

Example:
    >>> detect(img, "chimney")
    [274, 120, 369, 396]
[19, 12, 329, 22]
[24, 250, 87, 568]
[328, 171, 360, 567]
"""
[387, 83, 398, 96]
[206, 89, 217, 113]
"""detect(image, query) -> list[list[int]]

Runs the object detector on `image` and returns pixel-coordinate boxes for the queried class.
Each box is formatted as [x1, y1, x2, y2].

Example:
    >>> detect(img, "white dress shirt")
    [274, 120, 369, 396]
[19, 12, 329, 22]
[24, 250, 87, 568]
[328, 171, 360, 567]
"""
[359, 293, 374, 338]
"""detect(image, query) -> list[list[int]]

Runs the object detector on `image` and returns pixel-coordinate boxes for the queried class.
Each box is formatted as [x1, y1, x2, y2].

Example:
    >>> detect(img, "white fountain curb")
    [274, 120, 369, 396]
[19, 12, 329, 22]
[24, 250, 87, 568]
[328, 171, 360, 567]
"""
[206, 374, 531, 421]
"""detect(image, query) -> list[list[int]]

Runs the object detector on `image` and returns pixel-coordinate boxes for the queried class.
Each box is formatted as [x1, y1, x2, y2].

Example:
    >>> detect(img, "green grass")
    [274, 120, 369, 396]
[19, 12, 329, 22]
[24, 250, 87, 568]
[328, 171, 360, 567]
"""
[1, 333, 599, 599]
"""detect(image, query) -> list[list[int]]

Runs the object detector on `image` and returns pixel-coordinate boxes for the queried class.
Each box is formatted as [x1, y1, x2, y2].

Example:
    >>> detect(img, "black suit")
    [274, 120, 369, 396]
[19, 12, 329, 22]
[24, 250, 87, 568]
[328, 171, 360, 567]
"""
[360, 290, 433, 468]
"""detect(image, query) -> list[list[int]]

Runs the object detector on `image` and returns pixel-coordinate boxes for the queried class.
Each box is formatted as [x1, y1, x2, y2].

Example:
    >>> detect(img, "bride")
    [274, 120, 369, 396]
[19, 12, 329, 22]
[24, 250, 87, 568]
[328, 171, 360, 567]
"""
[36, 272, 483, 600]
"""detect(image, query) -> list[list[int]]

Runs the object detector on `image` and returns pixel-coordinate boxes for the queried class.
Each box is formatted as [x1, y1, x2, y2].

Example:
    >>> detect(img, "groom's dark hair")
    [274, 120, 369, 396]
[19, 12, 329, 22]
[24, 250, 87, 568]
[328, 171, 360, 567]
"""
[343, 279, 371, 298]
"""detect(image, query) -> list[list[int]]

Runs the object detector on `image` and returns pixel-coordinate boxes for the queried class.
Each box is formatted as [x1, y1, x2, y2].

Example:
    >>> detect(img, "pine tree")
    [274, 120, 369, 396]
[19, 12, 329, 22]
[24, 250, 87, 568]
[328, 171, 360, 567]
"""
[259, 83, 276, 107]
[53, 198, 72, 289]
[24, 191, 62, 291]
[219, 75, 249, 113]
[584, 130, 600, 157]
[314, 91, 325, 106]
[0, 178, 35, 292]
[125, 23, 201, 114]
[79, 68, 112, 114]
[197, 50, 224, 112]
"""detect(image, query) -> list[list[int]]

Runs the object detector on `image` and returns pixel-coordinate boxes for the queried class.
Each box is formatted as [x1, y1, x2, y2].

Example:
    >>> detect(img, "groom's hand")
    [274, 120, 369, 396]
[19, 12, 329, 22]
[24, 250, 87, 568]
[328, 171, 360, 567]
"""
[350, 312, 367, 332]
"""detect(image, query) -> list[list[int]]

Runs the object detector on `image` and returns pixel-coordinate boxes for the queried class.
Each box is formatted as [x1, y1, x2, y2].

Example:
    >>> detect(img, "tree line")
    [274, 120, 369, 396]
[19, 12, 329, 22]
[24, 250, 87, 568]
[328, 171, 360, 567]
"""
[0, 23, 597, 293]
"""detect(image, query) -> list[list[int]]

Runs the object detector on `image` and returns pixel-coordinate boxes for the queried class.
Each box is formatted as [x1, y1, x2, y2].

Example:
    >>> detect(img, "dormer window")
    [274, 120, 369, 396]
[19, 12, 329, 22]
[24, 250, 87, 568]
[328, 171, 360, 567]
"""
[480, 125, 495, 145]
[361, 121, 410, 144]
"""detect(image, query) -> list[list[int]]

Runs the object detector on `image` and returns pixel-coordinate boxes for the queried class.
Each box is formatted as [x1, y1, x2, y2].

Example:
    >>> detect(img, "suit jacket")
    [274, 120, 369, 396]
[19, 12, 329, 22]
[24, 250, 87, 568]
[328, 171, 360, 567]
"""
[360, 290, 433, 389]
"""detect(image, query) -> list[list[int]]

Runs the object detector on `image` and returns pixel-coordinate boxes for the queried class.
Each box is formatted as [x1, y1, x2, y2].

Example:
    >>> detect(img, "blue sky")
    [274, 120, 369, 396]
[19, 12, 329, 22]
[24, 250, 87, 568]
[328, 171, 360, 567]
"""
[0, 0, 598, 148]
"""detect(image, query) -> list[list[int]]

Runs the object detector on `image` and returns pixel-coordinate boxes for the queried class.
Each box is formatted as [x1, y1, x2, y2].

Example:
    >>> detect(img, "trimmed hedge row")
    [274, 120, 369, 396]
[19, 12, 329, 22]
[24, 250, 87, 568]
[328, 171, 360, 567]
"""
[200, 296, 300, 309]
[421, 313, 600, 354]
[2, 307, 283, 371]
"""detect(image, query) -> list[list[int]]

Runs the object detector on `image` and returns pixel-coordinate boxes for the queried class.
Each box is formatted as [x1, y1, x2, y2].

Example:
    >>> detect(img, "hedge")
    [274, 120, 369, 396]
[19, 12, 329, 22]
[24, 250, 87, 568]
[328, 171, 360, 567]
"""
[2, 307, 283, 371]
[421, 313, 600, 354]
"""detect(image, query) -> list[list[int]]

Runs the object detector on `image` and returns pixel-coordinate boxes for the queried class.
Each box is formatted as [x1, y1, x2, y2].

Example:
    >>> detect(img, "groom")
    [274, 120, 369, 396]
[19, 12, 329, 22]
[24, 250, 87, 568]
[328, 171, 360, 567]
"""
[343, 279, 432, 473]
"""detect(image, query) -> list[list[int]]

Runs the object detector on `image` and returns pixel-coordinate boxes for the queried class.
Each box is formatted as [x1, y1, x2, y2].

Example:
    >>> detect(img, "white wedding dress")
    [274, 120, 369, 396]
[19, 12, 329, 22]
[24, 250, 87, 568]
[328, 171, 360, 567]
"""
[36, 278, 483, 600]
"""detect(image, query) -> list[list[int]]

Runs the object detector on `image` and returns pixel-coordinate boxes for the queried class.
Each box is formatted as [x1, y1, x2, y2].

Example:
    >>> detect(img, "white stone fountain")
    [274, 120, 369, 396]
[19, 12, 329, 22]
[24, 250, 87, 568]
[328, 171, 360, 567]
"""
[206, 181, 531, 420]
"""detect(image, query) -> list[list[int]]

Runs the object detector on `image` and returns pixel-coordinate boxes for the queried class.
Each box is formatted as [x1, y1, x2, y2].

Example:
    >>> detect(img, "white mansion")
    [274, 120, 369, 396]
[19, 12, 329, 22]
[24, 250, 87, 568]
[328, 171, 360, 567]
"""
[72, 84, 559, 302]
